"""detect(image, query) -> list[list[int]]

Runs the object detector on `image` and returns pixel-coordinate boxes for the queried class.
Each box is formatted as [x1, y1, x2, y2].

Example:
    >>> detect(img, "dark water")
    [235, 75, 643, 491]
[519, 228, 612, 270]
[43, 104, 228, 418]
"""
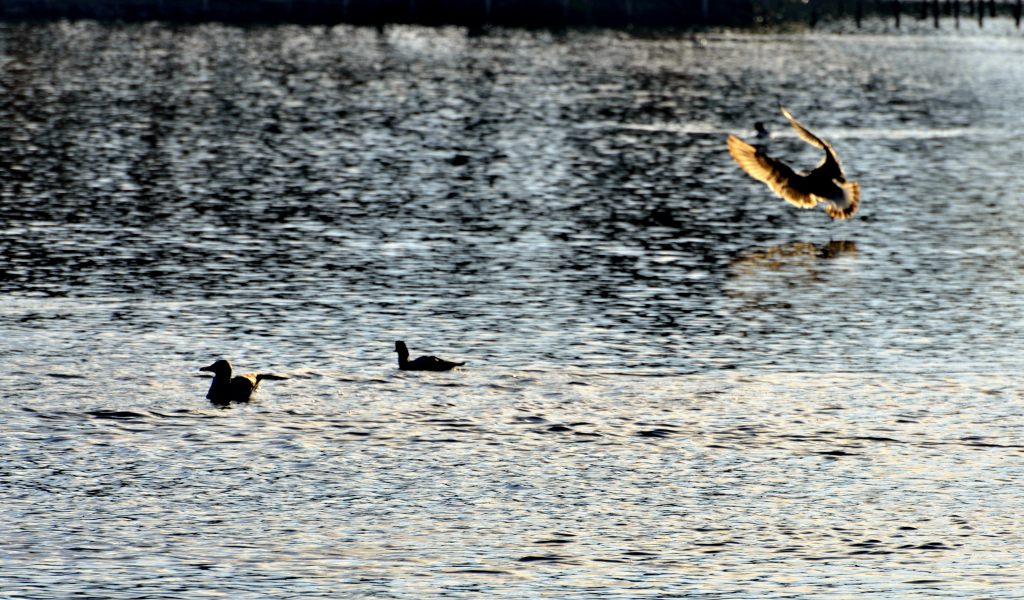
[3, 21, 1024, 598]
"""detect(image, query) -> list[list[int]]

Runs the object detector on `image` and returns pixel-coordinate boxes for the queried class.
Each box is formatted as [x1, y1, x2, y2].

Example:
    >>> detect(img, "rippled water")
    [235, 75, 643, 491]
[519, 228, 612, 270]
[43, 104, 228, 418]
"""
[3, 20, 1024, 597]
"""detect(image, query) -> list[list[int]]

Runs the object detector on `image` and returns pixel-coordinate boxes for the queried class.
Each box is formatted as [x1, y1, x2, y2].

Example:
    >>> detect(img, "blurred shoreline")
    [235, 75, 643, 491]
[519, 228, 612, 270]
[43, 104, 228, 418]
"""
[0, 0, 754, 27]
[1, 0, 1021, 31]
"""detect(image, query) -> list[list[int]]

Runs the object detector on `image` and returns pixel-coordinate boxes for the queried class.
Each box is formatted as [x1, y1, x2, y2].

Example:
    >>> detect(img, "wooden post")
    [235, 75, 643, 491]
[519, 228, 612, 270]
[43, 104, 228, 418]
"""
[1016, 0, 1022, 27]
[810, 0, 819, 27]
[978, 0, 983, 25]
[932, 0, 939, 25]
[954, 0, 960, 27]
[920, 0, 927, 20]
[894, 0, 901, 27]
[856, 0, 863, 26]
[967, 0, 973, 14]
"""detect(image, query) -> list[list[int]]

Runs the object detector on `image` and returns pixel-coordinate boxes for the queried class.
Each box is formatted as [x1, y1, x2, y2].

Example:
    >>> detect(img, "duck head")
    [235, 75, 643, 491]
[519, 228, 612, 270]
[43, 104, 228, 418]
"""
[200, 359, 233, 378]
[394, 341, 411, 366]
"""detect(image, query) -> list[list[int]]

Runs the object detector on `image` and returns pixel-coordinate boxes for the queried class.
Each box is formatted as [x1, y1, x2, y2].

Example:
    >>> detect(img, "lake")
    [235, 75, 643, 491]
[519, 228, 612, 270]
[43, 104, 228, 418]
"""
[2, 19, 1024, 598]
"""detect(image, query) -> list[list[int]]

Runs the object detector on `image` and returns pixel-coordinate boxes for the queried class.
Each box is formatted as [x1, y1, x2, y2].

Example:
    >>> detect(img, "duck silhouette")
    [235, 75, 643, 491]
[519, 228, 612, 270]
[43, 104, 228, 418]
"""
[753, 121, 771, 153]
[728, 106, 860, 220]
[395, 341, 465, 371]
[199, 359, 287, 404]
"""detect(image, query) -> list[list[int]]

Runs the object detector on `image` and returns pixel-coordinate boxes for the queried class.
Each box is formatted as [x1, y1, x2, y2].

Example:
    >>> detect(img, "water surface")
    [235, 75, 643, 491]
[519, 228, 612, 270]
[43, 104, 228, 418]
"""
[2, 21, 1023, 598]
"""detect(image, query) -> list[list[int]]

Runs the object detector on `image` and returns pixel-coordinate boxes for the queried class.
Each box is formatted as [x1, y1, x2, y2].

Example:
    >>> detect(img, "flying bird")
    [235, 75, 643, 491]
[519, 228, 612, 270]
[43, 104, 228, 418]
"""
[727, 106, 860, 220]
[199, 359, 287, 404]
[395, 341, 465, 372]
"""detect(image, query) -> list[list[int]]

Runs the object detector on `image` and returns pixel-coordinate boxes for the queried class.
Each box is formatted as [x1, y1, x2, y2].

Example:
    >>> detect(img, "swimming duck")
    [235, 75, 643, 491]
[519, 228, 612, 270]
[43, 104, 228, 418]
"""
[199, 359, 286, 404]
[728, 106, 860, 220]
[753, 121, 771, 153]
[395, 341, 465, 371]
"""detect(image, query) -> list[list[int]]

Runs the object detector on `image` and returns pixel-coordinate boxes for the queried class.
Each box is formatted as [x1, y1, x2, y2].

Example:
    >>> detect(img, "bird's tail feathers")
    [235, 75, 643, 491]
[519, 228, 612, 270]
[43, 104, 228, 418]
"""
[824, 180, 860, 220]
[256, 373, 289, 382]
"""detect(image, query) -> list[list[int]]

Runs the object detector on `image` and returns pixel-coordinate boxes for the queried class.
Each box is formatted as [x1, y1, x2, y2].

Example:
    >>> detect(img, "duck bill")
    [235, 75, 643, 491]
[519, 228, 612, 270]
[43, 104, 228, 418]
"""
[199, 364, 216, 373]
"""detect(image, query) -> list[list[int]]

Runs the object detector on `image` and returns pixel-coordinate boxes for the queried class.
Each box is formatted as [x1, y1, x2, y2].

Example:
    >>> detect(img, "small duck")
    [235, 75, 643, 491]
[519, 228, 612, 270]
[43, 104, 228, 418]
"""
[199, 359, 287, 404]
[728, 106, 860, 220]
[395, 341, 465, 371]
[753, 121, 771, 153]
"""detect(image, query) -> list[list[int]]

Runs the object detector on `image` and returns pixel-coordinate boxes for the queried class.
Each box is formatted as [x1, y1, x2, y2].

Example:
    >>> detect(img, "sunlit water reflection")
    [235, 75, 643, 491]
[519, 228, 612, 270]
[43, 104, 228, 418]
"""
[2, 21, 1024, 597]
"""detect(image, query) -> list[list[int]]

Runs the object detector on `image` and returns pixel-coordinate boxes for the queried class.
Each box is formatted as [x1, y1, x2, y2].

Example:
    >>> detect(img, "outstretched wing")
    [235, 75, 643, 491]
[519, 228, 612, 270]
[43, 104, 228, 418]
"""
[727, 134, 819, 209]
[781, 106, 844, 177]
[780, 106, 829, 150]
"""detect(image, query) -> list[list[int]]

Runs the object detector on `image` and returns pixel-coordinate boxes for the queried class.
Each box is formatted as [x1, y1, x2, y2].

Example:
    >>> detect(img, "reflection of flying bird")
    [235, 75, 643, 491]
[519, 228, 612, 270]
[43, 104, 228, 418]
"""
[200, 359, 287, 405]
[729, 240, 858, 274]
[727, 241, 858, 288]
[727, 107, 860, 220]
